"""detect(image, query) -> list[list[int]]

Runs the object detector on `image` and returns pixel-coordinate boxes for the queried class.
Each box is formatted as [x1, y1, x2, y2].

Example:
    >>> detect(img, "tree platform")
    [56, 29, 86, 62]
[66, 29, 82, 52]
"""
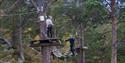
[29, 38, 62, 47]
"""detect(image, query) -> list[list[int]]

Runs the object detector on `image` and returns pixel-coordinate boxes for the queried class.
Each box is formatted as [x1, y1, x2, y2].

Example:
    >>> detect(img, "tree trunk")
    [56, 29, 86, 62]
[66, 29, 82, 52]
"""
[36, 0, 51, 63]
[111, 0, 117, 63]
[111, 16, 117, 63]
[11, 15, 24, 63]
[18, 15, 25, 63]
[77, 23, 85, 63]
[11, 16, 17, 49]
[39, 20, 51, 63]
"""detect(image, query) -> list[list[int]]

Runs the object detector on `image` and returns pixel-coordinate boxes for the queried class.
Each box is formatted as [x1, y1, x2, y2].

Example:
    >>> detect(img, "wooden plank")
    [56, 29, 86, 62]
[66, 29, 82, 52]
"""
[30, 40, 61, 47]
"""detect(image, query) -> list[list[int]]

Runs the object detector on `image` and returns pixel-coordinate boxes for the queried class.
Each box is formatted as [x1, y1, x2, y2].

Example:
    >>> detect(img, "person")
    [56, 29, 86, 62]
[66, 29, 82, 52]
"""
[65, 36, 75, 56]
[46, 16, 54, 38]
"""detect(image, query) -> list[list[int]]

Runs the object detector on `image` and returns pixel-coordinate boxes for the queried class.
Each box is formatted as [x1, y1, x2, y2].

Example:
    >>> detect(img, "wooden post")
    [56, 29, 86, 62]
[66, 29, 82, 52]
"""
[36, 0, 51, 63]
[111, 0, 117, 63]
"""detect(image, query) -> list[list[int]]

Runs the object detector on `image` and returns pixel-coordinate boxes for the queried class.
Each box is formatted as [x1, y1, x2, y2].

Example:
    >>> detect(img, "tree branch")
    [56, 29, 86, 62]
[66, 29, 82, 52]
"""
[7, 0, 23, 12]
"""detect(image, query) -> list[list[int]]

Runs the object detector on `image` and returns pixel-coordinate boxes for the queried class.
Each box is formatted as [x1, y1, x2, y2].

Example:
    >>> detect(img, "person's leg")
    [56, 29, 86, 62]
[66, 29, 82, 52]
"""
[47, 27, 50, 37]
[48, 27, 52, 38]
[49, 26, 53, 38]
[70, 45, 75, 56]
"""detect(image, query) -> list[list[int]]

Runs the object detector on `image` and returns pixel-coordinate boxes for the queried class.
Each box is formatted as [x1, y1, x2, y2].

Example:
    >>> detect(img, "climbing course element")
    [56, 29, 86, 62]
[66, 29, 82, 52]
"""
[30, 38, 62, 47]
[52, 46, 63, 58]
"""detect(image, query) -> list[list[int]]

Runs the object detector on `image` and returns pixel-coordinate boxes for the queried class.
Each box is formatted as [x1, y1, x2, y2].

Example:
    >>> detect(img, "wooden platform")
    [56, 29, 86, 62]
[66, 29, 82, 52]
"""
[29, 38, 62, 47]
[75, 46, 88, 53]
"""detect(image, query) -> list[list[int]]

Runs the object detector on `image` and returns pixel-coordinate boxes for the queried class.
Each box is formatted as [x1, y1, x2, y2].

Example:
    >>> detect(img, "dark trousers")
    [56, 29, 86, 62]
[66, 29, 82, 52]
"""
[47, 26, 53, 38]
[70, 44, 75, 56]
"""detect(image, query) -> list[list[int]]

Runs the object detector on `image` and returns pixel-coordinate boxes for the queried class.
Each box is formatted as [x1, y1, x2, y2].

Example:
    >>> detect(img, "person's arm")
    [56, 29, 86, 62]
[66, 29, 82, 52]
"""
[65, 38, 70, 41]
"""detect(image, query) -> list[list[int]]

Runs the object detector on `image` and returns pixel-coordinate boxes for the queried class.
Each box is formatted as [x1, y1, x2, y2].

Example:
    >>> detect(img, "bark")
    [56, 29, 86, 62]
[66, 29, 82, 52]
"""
[77, 23, 85, 63]
[11, 15, 24, 63]
[11, 16, 18, 48]
[111, 17, 117, 63]
[36, 0, 51, 63]
[76, 0, 85, 63]
[111, 0, 117, 63]
[18, 15, 25, 63]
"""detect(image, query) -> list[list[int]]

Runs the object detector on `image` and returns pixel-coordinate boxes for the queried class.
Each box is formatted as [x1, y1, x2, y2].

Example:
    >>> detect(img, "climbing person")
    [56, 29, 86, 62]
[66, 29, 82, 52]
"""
[65, 35, 75, 56]
[46, 16, 54, 38]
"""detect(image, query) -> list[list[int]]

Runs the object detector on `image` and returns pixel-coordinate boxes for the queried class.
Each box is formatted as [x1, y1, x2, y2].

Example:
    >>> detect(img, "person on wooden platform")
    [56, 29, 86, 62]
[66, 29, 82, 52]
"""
[65, 35, 75, 56]
[46, 16, 54, 38]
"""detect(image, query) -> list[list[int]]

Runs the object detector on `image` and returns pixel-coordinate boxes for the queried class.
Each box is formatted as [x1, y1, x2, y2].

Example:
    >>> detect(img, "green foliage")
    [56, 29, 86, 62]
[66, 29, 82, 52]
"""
[1, 0, 125, 63]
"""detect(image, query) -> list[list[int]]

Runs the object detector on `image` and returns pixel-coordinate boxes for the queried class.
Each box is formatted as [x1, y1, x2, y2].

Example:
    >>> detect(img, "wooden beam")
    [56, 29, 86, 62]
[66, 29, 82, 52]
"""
[29, 39, 61, 47]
